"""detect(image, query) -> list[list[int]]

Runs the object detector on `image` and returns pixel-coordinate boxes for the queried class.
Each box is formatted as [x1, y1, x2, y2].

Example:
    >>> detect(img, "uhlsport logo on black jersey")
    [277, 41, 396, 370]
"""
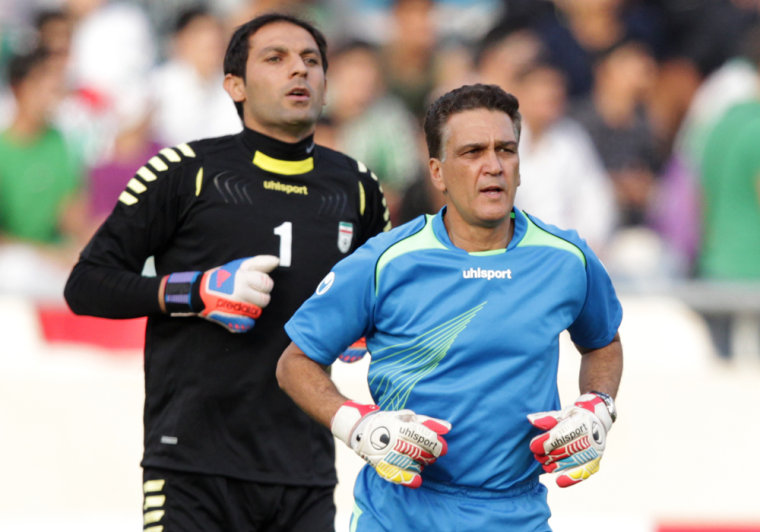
[462, 267, 512, 280]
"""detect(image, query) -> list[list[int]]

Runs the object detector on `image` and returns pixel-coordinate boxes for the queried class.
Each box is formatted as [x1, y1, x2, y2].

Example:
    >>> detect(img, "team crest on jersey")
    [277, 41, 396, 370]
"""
[338, 222, 354, 253]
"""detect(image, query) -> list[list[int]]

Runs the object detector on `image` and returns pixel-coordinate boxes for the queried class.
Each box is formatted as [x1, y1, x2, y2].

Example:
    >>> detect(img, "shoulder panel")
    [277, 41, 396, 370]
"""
[517, 213, 586, 267]
[118, 142, 198, 206]
[375, 215, 445, 292]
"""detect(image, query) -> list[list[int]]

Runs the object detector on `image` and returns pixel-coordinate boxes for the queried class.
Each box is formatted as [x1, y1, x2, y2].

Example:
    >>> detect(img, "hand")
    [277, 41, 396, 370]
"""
[331, 401, 451, 488]
[527, 393, 614, 487]
[163, 255, 279, 333]
[338, 337, 368, 363]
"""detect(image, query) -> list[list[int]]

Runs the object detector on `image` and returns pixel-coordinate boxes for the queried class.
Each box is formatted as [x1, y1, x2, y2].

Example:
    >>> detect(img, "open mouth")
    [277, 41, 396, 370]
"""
[480, 185, 503, 196]
[286, 86, 311, 100]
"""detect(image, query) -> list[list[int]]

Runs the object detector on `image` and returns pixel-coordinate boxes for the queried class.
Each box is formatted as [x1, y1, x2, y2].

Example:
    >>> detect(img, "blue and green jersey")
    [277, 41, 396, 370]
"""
[285, 207, 622, 491]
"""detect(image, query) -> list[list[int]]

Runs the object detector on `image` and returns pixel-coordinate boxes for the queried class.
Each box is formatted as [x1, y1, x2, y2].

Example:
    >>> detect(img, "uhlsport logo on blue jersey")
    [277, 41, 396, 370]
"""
[462, 267, 512, 280]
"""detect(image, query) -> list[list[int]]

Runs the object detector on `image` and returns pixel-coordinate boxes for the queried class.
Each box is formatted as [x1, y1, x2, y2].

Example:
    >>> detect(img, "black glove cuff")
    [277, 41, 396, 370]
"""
[164, 271, 202, 314]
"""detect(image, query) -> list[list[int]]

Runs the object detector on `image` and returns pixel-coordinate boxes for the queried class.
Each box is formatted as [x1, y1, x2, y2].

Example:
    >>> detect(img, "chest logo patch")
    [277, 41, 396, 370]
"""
[338, 221, 354, 253]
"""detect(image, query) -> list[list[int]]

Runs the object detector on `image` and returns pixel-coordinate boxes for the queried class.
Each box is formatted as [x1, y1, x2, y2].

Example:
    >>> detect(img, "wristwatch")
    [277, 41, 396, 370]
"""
[590, 390, 617, 423]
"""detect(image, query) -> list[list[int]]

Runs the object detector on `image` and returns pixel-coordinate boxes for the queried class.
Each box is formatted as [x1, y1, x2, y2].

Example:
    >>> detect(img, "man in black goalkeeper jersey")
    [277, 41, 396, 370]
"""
[64, 13, 389, 532]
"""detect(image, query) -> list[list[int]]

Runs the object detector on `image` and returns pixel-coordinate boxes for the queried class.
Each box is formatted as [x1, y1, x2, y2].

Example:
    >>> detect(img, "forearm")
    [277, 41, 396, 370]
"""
[276, 342, 348, 428]
[64, 260, 163, 318]
[577, 333, 623, 398]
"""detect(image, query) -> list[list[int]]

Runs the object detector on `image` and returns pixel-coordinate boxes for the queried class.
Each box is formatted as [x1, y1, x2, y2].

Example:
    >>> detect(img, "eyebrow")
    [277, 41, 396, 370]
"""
[258, 45, 321, 57]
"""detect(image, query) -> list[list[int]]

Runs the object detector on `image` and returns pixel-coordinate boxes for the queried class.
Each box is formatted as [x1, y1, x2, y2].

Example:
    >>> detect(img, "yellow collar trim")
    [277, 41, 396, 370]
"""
[252, 151, 314, 175]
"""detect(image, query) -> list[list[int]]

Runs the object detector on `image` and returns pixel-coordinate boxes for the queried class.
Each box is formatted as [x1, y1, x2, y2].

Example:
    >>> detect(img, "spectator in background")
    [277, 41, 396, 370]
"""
[652, 25, 760, 274]
[510, 57, 617, 255]
[88, 84, 162, 224]
[698, 94, 760, 281]
[0, 47, 88, 300]
[534, 0, 663, 99]
[57, 0, 156, 165]
[326, 39, 421, 224]
[34, 8, 73, 58]
[571, 38, 661, 228]
[149, 6, 241, 146]
[381, 0, 437, 119]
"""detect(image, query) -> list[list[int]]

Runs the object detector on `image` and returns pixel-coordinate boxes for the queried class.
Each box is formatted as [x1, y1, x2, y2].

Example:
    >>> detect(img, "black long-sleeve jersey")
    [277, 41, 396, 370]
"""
[65, 127, 389, 485]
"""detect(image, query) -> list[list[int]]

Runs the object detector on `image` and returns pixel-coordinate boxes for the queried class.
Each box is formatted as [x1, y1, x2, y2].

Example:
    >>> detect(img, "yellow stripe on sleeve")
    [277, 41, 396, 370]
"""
[160, 147, 181, 162]
[127, 178, 147, 194]
[148, 156, 168, 172]
[118, 191, 138, 205]
[137, 166, 157, 182]
[358, 182, 366, 216]
[177, 143, 195, 157]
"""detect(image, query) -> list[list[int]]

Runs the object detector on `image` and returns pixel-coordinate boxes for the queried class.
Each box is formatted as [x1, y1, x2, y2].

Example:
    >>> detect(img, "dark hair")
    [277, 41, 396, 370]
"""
[424, 83, 521, 160]
[7, 47, 51, 88]
[34, 8, 68, 31]
[223, 13, 328, 119]
[174, 5, 211, 35]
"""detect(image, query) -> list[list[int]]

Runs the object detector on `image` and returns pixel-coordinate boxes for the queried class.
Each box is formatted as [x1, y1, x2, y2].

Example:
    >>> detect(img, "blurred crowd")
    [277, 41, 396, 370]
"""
[1, 0, 760, 303]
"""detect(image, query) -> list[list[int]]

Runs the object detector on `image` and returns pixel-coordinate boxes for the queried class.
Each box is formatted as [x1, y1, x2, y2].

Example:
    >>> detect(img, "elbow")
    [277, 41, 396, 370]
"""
[62, 275, 83, 315]
[275, 348, 291, 393]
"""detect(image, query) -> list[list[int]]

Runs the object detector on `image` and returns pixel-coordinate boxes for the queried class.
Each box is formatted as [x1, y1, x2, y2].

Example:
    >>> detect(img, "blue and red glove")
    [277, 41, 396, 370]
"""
[339, 337, 368, 363]
[527, 392, 615, 487]
[162, 255, 279, 333]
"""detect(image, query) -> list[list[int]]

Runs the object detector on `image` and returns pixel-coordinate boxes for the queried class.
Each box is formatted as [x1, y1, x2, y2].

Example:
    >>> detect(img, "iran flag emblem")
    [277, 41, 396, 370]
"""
[338, 222, 354, 253]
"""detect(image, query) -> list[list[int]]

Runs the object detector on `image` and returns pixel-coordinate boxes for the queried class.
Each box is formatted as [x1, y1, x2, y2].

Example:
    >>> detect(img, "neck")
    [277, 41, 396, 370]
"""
[244, 118, 315, 144]
[443, 208, 514, 252]
[593, 86, 635, 126]
[9, 112, 46, 140]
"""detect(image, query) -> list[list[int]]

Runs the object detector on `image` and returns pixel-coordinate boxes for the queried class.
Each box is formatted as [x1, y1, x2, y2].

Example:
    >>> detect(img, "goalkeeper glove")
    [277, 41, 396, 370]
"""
[338, 337, 368, 363]
[162, 255, 279, 333]
[331, 401, 451, 489]
[527, 392, 615, 488]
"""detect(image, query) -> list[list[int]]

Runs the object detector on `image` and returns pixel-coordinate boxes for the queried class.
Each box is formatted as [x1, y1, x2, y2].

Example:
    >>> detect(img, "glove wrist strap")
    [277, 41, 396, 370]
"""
[164, 271, 202, 314]
[331, 401, 379, 444]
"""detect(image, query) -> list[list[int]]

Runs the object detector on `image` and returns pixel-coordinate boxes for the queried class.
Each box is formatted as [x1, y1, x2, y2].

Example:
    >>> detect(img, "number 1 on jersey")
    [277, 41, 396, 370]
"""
[273, 221, 292, 267]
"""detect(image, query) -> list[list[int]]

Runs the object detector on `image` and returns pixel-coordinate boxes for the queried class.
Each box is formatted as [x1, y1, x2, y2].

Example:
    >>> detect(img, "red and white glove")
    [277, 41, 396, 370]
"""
[331, 401, 451, 489]
[163, 255, 279, 333]
[527, 393, 615, 487]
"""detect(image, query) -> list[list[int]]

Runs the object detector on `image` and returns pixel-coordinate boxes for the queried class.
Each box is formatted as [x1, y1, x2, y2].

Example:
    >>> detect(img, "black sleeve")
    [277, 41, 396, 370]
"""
[357, 165, 391, 246]
[64, 152, 197, 318]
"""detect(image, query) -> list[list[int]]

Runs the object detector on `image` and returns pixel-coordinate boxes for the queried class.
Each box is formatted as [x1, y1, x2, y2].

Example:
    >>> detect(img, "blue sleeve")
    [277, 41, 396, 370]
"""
[567, 248, 623, 349]
[284, 242, 377, 365]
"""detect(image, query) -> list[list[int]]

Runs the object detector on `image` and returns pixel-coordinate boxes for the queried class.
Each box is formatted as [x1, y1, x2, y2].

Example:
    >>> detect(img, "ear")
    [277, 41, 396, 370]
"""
[224, 74, 246, 103]
[429, 158, 447, 193]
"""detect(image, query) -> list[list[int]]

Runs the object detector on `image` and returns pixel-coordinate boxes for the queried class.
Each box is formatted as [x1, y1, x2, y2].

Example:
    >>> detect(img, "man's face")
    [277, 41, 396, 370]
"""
[225, 21, 326, 140]
[429, 108, 520, 229]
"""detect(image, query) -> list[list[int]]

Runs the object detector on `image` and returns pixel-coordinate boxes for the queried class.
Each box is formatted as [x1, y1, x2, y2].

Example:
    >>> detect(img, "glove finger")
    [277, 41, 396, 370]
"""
[527, 411, 561, 431]
[241, 255, 280, 273]
[418, 415, 452, 435]
[375, 462, 422, 489]
[239, 270, 275, 294]
[398, 420, 449, 458]
[237, 286, 272, 308]
[204, 311, 255, 333]
[555, 456, 601, 488]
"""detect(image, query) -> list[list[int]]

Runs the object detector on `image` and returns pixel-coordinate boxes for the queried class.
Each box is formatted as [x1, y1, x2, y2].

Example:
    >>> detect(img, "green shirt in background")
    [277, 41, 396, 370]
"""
[699, 100, 760, 279]
[0, 126, 83, 244]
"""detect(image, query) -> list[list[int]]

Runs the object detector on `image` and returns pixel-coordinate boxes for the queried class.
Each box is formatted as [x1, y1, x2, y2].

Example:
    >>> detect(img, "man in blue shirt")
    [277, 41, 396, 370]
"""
[277, 84, 623, 531]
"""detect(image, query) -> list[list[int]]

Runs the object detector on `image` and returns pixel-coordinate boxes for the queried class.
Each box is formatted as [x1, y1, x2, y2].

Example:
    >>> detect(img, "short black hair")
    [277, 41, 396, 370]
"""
[424, 83, 521, 160]
[174, 5, 211, 35]
[7, 47, 51, 88]
[223, 12, 328, 119]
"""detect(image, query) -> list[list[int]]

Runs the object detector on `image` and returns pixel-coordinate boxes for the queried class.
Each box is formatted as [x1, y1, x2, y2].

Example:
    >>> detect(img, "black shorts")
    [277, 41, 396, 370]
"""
[142, 467, 335, 532]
